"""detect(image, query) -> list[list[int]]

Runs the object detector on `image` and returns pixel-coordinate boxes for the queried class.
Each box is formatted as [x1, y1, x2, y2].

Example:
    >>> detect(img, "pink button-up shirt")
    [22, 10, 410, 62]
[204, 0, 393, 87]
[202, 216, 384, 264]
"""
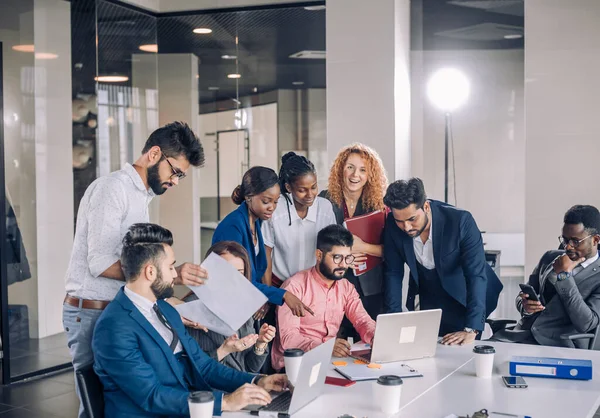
[272, 267, 376, 370]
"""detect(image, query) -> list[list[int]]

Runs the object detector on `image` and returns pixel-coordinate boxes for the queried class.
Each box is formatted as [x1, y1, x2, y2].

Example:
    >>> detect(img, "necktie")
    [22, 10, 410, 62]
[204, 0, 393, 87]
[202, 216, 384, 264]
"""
[152, 304, 180, 352]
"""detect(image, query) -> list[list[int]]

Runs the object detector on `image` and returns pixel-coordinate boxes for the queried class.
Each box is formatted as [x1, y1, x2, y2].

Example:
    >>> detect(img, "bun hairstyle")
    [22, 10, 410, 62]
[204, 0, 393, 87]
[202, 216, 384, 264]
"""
[278, 152, 317, 225]
[231, 166, 279, 206]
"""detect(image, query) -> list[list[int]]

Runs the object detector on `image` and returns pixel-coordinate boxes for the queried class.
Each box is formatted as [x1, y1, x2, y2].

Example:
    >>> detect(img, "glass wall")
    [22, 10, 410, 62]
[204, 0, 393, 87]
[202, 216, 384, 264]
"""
[410, 0, 525, 321]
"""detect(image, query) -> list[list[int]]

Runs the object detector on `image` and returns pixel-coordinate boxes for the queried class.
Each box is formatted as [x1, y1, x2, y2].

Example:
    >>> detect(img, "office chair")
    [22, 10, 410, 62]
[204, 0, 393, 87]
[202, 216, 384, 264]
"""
[486, 319, 600, 350]
[75, 364, 104, 418]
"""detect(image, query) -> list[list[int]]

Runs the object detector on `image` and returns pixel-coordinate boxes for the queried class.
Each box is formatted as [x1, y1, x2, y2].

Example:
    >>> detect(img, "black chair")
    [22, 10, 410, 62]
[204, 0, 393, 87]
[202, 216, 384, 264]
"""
[487, 318, 600, 350]
[75, 364, 104, 418]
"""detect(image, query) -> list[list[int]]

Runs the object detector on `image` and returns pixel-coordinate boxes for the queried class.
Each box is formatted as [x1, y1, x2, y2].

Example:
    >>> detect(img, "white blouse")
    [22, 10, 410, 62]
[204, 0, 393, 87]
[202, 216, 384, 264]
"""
[262, 195, 337, 281]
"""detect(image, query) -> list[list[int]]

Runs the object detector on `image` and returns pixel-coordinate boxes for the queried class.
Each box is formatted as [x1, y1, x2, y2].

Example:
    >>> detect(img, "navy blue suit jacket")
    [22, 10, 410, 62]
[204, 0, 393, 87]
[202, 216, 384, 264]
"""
[92, 288, 255, 417]
[383, 200, 503, 331]
[212, 201, 285, 305]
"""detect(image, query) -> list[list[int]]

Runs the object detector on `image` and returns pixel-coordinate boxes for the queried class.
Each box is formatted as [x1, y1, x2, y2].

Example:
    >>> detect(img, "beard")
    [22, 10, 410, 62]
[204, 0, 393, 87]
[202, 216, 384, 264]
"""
[318, 258, 347, 281]
[150, 269, 174, 300]
[408, 213, 429, 237]
[147, 163, 169, 195]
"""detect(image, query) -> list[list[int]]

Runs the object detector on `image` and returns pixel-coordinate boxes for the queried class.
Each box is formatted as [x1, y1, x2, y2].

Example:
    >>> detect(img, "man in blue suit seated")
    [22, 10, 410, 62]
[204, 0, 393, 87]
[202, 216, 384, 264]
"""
[92, 223, 288, 417]
[383, 178, 503, 346]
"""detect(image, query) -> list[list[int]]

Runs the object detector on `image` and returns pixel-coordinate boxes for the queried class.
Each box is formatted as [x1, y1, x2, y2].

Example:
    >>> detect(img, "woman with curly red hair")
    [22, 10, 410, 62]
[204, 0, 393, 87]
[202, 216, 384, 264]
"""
[320, 144, 389, 337]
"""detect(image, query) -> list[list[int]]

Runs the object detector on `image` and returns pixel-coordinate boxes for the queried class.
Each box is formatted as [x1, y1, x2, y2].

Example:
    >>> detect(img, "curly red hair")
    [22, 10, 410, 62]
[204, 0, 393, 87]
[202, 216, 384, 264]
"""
[327, 143, 388, 213]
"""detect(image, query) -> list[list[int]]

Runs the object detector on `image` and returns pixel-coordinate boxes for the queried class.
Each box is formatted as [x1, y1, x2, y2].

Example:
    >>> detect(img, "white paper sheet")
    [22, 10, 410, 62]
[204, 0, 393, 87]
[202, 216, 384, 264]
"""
[175, 253, 267, 335]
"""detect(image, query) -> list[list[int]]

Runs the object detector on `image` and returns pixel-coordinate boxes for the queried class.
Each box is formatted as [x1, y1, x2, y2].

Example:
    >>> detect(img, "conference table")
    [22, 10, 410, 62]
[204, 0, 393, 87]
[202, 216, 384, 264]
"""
[224, 341, 600, 418]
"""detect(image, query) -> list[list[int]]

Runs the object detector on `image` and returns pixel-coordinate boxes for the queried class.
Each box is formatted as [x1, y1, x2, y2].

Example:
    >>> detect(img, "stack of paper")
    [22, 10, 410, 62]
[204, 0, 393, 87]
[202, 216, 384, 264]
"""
[175, 253, 267, 336]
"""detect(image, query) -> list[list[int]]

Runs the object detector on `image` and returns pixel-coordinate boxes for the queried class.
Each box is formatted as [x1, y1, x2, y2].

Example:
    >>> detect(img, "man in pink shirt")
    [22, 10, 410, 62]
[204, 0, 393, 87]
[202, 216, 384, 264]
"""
[272, 224, 376, 370]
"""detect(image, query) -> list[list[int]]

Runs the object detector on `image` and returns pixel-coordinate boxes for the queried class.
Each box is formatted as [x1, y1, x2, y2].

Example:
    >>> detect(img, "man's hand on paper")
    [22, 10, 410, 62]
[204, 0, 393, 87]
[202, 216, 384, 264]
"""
[165, 297, 208, 331]
[253, 303, 270, 321]
[174, 262, 208, 286]
[283, 291, 315, 317]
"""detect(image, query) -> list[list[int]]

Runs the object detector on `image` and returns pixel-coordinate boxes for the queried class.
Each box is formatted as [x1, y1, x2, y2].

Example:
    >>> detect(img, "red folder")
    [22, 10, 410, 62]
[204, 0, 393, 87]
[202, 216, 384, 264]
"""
[343, 209, 386, 276]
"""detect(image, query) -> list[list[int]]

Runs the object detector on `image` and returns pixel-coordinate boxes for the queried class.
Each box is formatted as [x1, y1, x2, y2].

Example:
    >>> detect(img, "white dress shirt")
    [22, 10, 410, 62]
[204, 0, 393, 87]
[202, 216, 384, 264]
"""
[124, 287, 183, 354]
[573, 252, 599, 276]
[65, 163, 154, 300]
[262, 195, 337, 281]
[413, 213, 435, 270]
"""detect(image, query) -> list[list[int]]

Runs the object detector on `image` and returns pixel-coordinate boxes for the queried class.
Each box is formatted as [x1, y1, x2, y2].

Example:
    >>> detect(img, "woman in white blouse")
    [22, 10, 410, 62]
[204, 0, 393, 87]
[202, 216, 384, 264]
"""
[262, 152, 337, 288]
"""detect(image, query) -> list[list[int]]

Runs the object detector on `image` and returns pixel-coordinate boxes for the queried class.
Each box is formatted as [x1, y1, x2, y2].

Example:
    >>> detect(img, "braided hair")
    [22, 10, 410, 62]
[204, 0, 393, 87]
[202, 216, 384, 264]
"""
[278, 152, 317, 226]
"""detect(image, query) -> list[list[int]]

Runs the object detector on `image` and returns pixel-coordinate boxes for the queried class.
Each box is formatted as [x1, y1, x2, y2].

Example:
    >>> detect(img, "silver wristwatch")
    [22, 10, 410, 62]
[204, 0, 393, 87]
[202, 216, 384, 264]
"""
[464, 327, 478, 334]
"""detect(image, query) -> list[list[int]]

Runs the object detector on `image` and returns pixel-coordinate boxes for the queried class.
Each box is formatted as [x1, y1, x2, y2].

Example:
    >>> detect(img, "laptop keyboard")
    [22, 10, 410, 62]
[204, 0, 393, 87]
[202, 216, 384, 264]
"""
[261, 390, 292, 412]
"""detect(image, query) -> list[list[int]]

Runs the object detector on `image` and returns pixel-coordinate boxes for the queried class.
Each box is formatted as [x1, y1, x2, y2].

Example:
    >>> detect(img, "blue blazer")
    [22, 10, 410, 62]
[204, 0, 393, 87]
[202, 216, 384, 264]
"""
[212, 201, 285, 305]
[383, 200, 503, 331]
[92, 288, 255, 418]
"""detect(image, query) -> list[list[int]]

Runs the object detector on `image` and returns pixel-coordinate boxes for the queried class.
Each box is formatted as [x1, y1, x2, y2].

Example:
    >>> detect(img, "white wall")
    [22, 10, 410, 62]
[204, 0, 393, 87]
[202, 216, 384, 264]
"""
[306, 89, 328, 191]
[525, 0, 600, 274]
[411, 50, 525, 233]
[326, 0, 411, 181]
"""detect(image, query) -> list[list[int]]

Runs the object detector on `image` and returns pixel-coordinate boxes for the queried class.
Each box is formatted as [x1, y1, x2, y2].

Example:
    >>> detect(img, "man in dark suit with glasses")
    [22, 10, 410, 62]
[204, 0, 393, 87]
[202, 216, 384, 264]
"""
[494, 205, 600, 347]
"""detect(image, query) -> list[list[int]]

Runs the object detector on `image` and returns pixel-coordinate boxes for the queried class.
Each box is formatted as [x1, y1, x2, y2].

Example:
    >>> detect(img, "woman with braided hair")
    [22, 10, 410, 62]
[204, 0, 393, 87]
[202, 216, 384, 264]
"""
[262, 152, 337, 288]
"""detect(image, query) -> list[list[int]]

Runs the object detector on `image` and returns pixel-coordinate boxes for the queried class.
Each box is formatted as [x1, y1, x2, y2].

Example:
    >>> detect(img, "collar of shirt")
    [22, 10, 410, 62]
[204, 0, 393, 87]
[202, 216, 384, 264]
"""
[309, 266, 337, 290]
[124, 163, 155, 197]
[582, 252, 600, 269]
[124, 286, 156, 315]
[286, 195, 318, 224]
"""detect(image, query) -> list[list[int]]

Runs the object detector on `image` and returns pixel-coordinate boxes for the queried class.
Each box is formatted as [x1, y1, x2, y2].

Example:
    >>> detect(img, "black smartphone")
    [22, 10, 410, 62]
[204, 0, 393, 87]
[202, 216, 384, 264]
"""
[519, 284, 540, 302]
[502, 375, 528, 388]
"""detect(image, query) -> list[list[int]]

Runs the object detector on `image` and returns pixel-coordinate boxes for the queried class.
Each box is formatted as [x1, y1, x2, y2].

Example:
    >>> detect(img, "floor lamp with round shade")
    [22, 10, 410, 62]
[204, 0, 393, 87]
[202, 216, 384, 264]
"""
[426, 68, 470, 203]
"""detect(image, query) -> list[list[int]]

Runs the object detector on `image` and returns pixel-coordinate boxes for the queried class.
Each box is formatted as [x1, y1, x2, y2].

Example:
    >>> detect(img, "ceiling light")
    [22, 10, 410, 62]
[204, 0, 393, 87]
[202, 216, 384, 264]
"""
[504, 34, 523, 39]
[193, 28, 212, 34]
[35, 52, 58, 60]
[289, 50, 326, 59]
[208, 86, 219, 91]
[12, 44, 35, 53]
[292, 81, 304, 86]
[227, 73, 241, 79]
[95, 75, 129, 83]
[139, 44, 158, 53]
[221, 54, 237, 60]
[304, 5, 326, 11]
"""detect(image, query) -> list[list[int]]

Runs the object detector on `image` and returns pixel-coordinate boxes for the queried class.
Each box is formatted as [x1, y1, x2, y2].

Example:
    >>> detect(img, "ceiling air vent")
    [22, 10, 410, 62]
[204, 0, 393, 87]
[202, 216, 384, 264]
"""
[435, 23, 523, 42]
[289, 50, 326, 59]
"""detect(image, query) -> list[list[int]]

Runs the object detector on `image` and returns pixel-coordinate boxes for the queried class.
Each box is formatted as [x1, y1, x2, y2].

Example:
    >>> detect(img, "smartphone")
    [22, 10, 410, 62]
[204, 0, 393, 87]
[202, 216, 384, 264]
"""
[325, 376, 356, 387]
[502, 375, 528, 388]
[518, 284, 540, 302]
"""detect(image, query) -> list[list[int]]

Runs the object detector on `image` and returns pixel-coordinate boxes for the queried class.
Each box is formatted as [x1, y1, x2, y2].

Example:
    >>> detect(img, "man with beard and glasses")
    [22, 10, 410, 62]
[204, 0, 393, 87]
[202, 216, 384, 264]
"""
[63, 122, 207, 418]
[93, 224, 289, 418]
[383, 178, 503, 346]
[491, 205, 600, 347]
[271, 224, 376, 370]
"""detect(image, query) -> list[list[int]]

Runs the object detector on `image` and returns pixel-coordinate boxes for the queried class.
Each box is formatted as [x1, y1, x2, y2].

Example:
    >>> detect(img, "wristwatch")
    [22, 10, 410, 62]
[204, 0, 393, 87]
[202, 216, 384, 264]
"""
[464, 327, 478, 334]
[557, 271, 572, 281]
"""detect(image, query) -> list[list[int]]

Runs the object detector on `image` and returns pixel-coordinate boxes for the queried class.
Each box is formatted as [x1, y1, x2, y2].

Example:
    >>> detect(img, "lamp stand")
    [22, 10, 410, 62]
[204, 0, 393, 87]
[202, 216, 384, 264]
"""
[444, 112, 451, 203]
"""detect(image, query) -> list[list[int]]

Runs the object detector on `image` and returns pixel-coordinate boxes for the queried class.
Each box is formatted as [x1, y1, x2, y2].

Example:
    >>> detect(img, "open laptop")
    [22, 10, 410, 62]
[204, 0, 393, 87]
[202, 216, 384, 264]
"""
[248, 338, 335, 417]
[353, 309, 442, 363]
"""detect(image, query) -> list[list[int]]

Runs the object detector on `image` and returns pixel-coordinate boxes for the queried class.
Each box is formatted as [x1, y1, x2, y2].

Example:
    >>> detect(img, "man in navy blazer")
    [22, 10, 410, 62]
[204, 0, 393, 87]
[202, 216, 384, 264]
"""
[383, 178, 503, 346]
[93, 223, 287, 417]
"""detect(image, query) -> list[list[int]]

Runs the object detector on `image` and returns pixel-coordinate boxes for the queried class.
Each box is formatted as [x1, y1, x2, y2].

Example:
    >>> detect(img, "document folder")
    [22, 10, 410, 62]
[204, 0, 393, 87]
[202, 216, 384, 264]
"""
[509, 355, 593, 380]
[343, 210, 386, 276]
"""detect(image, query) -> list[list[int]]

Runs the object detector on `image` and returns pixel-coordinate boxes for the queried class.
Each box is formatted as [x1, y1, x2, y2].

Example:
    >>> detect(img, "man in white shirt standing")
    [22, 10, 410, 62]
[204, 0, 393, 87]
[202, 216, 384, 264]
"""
[63, 121, 207, 418]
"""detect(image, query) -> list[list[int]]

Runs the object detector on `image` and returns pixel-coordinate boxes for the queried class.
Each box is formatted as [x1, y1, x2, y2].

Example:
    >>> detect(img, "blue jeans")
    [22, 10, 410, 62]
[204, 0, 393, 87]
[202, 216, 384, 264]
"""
[63, 303, 104, 418]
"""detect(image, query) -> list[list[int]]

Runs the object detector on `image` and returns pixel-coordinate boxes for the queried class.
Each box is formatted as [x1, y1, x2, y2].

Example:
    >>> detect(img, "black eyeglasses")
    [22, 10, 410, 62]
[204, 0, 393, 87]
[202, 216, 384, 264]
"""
[329, 253, 355, 265]
[558, 235, 593, 248]
[161, 152, 186, 180]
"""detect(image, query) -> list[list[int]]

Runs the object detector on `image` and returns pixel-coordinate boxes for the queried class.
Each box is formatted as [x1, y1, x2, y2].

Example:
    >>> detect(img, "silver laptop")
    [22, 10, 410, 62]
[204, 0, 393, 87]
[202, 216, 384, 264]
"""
[249, 338, 335, 417]
[358, 309, 442, 363]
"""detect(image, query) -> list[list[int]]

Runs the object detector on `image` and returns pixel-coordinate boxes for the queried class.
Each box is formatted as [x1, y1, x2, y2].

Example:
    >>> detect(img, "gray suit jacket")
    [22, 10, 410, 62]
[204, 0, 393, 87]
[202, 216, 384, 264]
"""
[517, 250, 600, 348]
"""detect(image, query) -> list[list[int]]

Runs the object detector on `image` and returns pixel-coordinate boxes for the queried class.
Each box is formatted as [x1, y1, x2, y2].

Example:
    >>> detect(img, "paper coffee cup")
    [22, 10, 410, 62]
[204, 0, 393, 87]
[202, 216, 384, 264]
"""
[473, 345, 496, 378]
[374, 375, 403, 415]
[283, 348, 304, 385]
[188, 391, 214, 418]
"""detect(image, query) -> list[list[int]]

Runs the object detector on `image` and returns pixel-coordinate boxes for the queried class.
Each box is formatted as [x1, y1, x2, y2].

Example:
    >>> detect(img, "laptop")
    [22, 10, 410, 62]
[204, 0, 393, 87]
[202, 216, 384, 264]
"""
[249, 338, 335, 417]
[354, 309, 442, 363]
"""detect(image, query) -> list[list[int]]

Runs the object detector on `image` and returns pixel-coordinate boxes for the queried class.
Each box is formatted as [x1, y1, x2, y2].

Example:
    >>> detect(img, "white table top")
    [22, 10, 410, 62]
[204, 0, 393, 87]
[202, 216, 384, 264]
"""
[223, 342, 600, 418]
[398, 341, 600, 418]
